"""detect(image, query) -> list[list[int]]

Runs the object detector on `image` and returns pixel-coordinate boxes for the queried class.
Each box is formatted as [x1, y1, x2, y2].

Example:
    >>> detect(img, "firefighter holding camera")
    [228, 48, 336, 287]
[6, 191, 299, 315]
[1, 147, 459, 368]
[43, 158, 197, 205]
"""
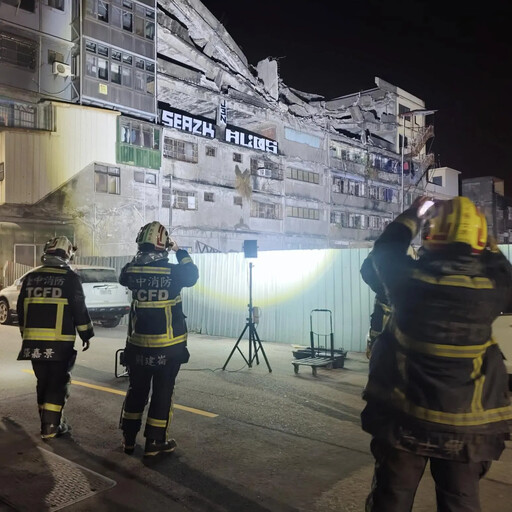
[361, 196, 512, 512]
[119, 221, 198, 457]
[17, 236, 94, 439]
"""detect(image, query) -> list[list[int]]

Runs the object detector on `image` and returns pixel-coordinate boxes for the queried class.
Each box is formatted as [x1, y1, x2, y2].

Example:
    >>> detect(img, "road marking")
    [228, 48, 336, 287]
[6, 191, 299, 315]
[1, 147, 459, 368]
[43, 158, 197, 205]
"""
[21, 369, 218, 418]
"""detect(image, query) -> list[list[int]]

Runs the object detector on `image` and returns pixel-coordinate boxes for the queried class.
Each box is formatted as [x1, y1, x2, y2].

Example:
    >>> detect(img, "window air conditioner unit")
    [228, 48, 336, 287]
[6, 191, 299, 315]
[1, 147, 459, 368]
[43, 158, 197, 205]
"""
[52, 61, 72, 77]
[257, 168, 272, 178]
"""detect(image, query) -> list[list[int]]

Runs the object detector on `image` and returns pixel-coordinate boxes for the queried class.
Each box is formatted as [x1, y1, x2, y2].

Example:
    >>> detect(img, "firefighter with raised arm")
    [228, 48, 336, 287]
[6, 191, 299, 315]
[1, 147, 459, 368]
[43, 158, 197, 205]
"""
[360, 196, 512, 512]
[17, 236, 94, 439]
[119, 221, 199, 457]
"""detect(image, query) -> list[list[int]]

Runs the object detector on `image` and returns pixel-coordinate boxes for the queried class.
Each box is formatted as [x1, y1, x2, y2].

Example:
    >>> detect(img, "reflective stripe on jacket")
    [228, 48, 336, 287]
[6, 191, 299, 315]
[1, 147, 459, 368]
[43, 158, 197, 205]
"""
[17, 265, 94, 361]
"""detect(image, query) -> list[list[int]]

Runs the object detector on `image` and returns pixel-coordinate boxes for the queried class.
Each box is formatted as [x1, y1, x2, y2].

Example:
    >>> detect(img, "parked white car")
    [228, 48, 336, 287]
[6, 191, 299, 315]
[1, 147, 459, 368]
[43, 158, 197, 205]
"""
[0, 265, 130, 328]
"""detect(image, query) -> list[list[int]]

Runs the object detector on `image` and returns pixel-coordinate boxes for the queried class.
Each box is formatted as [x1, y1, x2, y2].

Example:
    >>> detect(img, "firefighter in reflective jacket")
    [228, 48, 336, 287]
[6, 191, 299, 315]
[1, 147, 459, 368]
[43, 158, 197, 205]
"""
[119, 221, 198, 457]
[361, 196, 512, 512]
[17, 236, 94, 439]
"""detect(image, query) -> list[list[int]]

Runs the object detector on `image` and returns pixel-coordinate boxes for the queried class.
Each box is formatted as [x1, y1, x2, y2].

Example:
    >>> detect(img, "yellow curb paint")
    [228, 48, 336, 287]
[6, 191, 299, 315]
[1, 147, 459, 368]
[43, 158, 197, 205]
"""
[21, 369, 218, 418]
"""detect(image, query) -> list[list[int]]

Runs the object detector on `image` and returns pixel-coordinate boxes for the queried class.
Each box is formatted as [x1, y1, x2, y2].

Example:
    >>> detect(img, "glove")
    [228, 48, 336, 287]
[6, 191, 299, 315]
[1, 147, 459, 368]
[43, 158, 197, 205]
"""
[169, 237, 179, 252]
[486, 235, 499, 252]
[82, 339, 90, 352]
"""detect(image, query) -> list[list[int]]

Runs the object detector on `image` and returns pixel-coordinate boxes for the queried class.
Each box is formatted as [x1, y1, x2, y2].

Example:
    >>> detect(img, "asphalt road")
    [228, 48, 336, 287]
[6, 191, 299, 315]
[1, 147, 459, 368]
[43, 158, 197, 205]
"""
[1, 324, 511, 511]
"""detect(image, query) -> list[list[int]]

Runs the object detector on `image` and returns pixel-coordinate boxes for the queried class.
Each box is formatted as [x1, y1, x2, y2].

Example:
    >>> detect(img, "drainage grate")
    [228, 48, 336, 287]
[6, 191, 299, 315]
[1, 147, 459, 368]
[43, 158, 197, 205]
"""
[0, 446, 116, 511]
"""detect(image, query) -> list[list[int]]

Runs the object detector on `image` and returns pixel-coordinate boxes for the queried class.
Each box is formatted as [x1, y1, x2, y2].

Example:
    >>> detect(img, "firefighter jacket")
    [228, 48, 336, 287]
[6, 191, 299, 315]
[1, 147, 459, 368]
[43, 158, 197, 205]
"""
[120, 249, 198, 366]
[361, 207, 512, 460]
[17, 261, 94, 362]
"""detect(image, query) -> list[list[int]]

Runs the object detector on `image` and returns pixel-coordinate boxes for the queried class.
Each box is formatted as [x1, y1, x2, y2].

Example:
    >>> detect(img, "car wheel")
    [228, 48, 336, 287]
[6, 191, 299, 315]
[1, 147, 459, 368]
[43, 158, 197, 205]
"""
[0, 299, 11, 325]
[101, 317, 121, 328]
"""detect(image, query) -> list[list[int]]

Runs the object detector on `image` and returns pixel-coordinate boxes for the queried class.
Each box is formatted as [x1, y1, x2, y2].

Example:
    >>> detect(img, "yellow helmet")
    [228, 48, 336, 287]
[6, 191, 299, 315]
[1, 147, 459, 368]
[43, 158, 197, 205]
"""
[422, 197, 487, 253]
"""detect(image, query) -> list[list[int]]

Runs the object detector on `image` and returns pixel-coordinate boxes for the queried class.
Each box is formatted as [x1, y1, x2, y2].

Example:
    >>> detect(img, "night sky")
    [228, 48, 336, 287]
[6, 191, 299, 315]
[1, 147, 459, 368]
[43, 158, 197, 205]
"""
[202, 1, 512, 194]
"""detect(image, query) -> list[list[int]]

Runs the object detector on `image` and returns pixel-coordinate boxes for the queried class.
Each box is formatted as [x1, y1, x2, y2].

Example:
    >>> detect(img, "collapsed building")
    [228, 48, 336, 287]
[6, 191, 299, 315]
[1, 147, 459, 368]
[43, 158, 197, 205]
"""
[0, 0, 451, 276]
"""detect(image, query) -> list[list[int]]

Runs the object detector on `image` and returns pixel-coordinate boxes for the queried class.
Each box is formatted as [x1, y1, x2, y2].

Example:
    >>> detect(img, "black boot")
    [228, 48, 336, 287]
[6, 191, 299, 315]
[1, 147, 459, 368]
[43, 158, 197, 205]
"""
[144, 438, 177, 457]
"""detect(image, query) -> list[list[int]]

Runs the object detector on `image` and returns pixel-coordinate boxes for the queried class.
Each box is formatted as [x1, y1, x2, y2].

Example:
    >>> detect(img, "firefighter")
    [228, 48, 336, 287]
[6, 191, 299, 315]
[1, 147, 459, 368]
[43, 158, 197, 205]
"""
[360, 196, 512, 512]
[361, 246, 417, 358]
[119, 221, 198, 457]
[17, 236, 94, 439]
[361, 253, 392, 359]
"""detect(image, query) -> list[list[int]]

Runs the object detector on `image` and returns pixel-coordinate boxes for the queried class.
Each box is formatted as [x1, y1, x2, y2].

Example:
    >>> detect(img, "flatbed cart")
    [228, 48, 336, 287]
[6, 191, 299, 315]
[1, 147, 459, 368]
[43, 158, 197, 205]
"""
[292, 309, 347, 376]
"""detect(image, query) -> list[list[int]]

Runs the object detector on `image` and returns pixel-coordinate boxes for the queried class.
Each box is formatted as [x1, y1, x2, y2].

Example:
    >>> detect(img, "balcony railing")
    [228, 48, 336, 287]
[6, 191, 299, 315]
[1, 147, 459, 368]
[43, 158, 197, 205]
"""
[0, 98, 54, 131]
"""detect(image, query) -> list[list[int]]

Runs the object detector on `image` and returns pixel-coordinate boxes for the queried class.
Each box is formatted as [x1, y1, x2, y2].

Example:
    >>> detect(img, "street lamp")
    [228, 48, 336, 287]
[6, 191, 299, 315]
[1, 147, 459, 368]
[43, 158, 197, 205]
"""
[398, 109, 437, 212]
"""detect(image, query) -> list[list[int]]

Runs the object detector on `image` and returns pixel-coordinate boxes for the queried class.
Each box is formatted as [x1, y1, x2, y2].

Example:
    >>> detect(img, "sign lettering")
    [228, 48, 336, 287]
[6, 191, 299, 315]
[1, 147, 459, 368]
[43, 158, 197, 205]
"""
[159, 104, 216, 139]
[225, 126, 278, 154]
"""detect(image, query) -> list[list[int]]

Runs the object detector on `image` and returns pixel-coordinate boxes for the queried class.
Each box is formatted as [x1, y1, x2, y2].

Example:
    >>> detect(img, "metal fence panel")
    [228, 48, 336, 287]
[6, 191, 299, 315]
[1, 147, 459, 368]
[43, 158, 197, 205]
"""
[7, 244, 510, 352]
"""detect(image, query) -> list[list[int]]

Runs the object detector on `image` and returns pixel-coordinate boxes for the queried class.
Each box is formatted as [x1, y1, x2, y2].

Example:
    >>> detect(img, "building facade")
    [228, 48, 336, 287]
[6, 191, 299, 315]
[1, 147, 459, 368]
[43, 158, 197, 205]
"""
[462, 176, 512, 243]
[0, 0, 449, 280]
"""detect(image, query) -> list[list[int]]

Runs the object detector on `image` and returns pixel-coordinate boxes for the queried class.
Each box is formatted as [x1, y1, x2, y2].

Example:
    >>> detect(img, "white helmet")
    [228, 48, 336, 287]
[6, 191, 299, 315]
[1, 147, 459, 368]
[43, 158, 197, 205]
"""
[136, 222, 172, 251]
[43, 236, 77, 262]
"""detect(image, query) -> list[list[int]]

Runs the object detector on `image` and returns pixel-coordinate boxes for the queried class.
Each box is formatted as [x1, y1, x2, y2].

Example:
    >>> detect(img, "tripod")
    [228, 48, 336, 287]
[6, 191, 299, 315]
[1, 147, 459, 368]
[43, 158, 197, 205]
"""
[222, 262, 272, 372]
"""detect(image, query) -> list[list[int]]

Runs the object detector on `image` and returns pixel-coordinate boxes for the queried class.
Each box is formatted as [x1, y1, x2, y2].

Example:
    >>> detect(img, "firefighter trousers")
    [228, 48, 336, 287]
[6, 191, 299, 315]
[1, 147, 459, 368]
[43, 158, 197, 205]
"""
[120, 360, 181, 442]
[366, 438, 491, 512]
[32, 352, 76, 435]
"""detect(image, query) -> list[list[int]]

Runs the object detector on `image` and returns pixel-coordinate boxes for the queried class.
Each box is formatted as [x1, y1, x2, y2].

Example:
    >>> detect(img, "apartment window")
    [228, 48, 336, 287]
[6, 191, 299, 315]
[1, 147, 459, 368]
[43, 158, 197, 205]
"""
[85, 41, 96, 53]
[146, 73, 155, 94]
[286, 206, 320, 220]
[134, 10, 145, 37]
[332, 176, 345, 194]
[122, 66, 132, 87]
[204, 192, 214, 202]
[205, 146, 216, 157]
[330, 211, 345, 226]
[145, 18, 155, 41]
[250, 157, 282, 179]
[0, 33, 37, 70]
[3, 0, 35, 11]
[120, 119, 160, 149]
[368, 185, 378, 200]
[173, 190, 197, 210]
[122, 10, 133, 31]
[97, 58, 109, 81]
[399, 134, 409, 149]
[349, 214, 366, 229]
[85, 54, 97, 77]
[95, 164, 120, 195]
[0, 162, 4, 182]
[97, 45, 108, 57]
[163, 137, 198, 163]
[98, 1, 109, 23]
[111, 62, 121, 84]
[369, 216, 381, 229]
[383, 188, 398, 203]
[287, 167, 320, 184]
[234, 196, 243, 206]
[233, 153, 242, 163]
[134, 171, 156, 185]
[48, 0, 65, 10]
[251, 201, 281, 220]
